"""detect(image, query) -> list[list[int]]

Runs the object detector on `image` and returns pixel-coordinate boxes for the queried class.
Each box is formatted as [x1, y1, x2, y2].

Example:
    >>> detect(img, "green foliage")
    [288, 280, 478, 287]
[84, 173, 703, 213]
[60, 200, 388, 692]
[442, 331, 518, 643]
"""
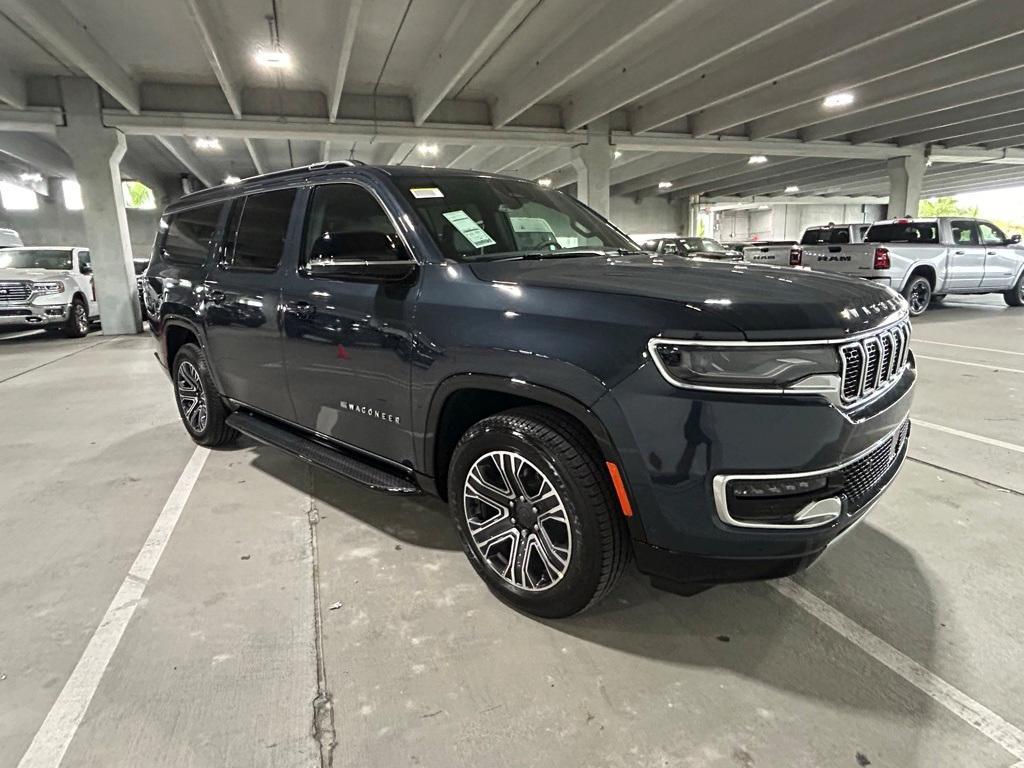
[122, 181, 155, 210]
[918, 197, 979, 217]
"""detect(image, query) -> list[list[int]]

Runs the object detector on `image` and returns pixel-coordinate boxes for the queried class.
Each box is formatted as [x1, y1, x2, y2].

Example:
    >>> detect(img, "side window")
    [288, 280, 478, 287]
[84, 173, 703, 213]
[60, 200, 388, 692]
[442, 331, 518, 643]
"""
[858, 225, 869, 240]
[950, 220, 980, 246]
[978, 222, 1006, 246]
[78, 250, 91, 272]
[162, 204, 223, 265]
[662, 241, 679, 254]
[225, 188, 297, 272]
[302, 184, 406, 269]
[830, 229, 850, 244]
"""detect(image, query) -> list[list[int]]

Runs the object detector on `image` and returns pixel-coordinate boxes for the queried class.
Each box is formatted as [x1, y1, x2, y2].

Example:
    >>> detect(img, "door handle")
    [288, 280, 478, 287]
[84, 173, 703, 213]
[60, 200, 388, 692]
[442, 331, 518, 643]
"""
[954, 250, 966, 255]
[207, 289, 226, 304]
[285, 300, 316, 319]
[987, 250, 997, 255]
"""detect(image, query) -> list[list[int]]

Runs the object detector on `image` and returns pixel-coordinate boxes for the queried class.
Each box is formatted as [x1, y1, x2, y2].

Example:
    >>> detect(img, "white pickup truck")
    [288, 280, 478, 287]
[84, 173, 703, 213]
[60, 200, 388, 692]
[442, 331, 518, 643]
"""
[0, 246, 98, 336]
[790, 217, 1024, 316]
[742, 223, 870, 267]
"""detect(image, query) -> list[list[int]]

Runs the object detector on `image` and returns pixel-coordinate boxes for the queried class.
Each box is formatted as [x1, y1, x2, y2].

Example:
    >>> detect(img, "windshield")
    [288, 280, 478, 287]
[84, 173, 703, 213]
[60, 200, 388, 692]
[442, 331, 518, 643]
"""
[866, 222, 939, 244]
[0, 248, 73, 270]
[683, 237, 726, 252]
[395, 176, 637, 261]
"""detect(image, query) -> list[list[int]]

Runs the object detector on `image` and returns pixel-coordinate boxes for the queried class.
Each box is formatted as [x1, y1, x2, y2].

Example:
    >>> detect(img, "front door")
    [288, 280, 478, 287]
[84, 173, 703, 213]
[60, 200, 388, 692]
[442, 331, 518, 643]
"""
[281, 182, 419, 466]
[945, 220, 985, 291]
[203, 188, 298, 420]
[978, 220, 1018, 290]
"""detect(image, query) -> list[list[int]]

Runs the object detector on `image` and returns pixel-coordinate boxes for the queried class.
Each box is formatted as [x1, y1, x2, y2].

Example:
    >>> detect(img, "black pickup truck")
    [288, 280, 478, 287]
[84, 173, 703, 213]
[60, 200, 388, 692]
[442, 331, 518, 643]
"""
[146, 161, 915, 617]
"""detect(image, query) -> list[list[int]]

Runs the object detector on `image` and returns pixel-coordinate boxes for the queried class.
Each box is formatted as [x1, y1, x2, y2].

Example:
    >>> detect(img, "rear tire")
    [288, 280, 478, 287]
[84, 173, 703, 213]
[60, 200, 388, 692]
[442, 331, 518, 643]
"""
[172, 343, 238, 447]
[63, 297, 89, 338]
[1004, 272, 1024, 307]
[448, 407, 630, 618]
[902, 275, 932, 316]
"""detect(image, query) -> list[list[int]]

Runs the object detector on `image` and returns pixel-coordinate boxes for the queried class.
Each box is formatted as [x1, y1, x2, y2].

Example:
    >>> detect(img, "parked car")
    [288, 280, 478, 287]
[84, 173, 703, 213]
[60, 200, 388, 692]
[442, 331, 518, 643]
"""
[792, 217, 1024, 315]
[747, 223, 871, 268]
[0, 246, 96, 336]
[133, 258, 149, 316]
[148, 161, 915, 617]
[0, 227, 23, 247]
[739, 240, 799, 264]
[646, 236, 742, 260]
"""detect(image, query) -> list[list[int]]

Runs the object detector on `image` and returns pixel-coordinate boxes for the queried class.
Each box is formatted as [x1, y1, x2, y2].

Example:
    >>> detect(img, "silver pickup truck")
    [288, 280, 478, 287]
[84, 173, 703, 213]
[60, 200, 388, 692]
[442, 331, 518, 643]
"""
[743, 223, 869, 267]
[788, 217, 1024, 316]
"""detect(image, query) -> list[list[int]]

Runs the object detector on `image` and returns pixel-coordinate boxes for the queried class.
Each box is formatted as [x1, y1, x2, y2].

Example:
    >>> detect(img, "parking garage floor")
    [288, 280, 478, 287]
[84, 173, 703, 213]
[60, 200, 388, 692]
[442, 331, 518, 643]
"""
[2, 296, 1023, 768]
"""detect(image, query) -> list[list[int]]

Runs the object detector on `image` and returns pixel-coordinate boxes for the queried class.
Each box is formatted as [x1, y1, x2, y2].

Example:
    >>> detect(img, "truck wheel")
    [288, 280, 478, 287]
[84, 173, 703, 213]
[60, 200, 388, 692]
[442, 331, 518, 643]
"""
[448, 407, 630, 618]
[63, 297, 90, 338]
[1004, 272, 1024, 307]
[902, 275, 932, 316]
[172, 343, 238, 447]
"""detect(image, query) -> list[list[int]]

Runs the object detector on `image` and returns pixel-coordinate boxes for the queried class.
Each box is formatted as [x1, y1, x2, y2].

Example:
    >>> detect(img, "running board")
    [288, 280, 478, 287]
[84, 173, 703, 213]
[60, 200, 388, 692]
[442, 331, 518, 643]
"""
[227, 411, 419, 494]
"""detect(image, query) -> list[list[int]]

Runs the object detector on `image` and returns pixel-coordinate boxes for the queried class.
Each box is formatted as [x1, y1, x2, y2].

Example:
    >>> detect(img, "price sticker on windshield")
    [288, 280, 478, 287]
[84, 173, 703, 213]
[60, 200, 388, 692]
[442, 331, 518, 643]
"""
[442, 210, 497, 248]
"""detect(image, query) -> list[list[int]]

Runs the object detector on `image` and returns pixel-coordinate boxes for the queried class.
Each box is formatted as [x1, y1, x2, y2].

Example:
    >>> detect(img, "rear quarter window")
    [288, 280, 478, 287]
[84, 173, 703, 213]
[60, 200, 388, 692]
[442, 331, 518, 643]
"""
[161, 203, 224, 265]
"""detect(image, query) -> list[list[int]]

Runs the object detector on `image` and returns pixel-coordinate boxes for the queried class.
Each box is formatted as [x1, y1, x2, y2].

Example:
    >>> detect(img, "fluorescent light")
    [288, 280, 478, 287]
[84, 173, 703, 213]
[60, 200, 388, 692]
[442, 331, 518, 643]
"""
[19, 172, 43, 183]
[658, 181, 672, 189]
[614, 150, 622, 159]
[0, 181, 38, 210]
[417, 143, 439, 157]
[224, 175, 241, 184]
[784, 185, 800, 193]
[537, 178, 552, 187]
[748, 155, 768, 165]
[823, 92, 854, 108]
[62, 179, 83, 210]
[255, 45, 290, 68]
[194, 137, 222, 151]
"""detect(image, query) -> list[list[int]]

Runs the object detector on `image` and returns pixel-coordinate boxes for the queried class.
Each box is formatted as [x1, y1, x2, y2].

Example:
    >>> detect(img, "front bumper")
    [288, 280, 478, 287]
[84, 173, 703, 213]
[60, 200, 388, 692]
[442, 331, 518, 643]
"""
[0, 301, 70, 328]
[595, 357, 915, 590]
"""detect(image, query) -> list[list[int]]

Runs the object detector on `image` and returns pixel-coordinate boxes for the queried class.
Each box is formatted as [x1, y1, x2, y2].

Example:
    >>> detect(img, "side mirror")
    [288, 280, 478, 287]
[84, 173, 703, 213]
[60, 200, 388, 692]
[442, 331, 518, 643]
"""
[1008, 233, 1021, 245]
[80, 263, 92, 275]
[305, 231, 415, 282]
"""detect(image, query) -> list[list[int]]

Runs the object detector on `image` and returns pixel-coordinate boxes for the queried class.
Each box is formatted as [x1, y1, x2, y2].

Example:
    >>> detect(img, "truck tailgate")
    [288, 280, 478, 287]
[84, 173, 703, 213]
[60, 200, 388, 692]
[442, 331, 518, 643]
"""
[800, 244, 876, 274]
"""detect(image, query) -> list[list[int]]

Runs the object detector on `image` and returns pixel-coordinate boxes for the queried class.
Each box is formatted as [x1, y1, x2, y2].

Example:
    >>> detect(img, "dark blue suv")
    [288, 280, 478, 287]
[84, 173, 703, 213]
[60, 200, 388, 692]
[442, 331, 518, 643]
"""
[146, 161, 915, 617]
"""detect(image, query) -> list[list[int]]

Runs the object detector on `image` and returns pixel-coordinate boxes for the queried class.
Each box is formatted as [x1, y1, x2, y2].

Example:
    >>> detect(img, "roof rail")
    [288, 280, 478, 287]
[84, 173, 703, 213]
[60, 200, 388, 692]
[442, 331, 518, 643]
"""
[239, 159, 366, 185]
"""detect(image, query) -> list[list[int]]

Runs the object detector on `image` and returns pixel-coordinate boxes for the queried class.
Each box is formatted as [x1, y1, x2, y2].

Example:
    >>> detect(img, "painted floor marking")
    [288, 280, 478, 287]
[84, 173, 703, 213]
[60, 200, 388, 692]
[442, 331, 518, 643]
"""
[914, 339, 1024, 358]
[774, 579, 1024, 762]
[914, 419, 1024, 455]
[914, 354, 1024, 375]
[16, 446, 210, 768]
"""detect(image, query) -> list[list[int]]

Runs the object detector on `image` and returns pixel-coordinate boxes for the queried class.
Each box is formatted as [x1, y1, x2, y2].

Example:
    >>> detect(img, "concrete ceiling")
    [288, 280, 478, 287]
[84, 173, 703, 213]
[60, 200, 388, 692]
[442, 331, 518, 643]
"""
[0, 0, 1023, 202]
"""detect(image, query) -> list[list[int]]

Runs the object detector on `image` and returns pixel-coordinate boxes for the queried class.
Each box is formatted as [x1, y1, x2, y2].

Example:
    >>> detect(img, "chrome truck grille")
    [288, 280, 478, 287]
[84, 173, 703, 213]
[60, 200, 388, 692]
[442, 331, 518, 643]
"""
[839, 320, 911, 406]
[0, 281, 31, 303]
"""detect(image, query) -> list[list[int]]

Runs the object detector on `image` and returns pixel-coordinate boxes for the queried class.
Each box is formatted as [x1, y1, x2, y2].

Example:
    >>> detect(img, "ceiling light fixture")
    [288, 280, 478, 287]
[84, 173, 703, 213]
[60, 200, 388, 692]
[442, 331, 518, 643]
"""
[823, 92, 854, 108]
[784, 185, 800, 193]
[417, 143, 439, 157]
[194, 137, 222, 151]
[537, 178, 552, 187]
[255, 6, 291, 68]
[614, 150, 622, 159]
[658, 181, 672, 189]
[19, 172, 43, 183]
[748, 155, 768, 165]
[224, 175, 241, 184]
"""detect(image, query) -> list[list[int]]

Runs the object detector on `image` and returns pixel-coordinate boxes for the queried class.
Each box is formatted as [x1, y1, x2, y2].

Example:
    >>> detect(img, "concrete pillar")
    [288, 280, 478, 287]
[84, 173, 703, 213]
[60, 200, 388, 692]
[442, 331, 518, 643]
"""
[886, 147, 926, 219]
[55, 78, 141, 335]
[681, 194, 700, 236]
[571, 118, 613, 218]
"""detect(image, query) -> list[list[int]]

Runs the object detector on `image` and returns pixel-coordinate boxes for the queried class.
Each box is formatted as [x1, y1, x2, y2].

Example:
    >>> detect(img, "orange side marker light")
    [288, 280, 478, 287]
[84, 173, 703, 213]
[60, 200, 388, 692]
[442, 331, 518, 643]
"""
[606, 461, 633, 518]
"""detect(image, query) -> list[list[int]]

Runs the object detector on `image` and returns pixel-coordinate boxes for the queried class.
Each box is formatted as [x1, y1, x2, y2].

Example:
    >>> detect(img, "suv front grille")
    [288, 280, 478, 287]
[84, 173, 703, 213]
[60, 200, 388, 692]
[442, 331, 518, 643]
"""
[0, 281, 31, 303]
[839, 320, 910, 406]
[841, 419, 911, 507]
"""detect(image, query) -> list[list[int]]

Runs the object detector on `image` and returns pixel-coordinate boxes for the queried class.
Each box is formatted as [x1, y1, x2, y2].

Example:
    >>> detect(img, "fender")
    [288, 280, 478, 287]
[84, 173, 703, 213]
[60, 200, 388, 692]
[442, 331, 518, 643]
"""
[157, 315, 229, 394]
[898, 260, 939, 293]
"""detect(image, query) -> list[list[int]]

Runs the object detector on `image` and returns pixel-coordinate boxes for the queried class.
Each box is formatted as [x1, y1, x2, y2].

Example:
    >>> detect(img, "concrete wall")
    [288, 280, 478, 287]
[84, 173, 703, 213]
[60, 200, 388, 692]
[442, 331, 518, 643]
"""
[0, 196, 161, 259]
[714, 203, 887, 242]
[609, 195, 683, 238]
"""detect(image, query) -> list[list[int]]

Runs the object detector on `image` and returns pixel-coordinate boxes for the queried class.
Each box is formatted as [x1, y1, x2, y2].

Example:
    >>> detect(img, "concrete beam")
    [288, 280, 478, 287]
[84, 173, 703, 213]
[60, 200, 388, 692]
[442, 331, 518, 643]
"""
[243, 138, 270, 174]
[412, 0, 535, 125]
[0, 0, 140, 113]
[154, 136, 217, 187]
[182, 0, 241, 116]
[328, 0, 362, 122]
[649, 157, 824, 198]
[492, 0, 690, 127]
[612, 155, 750, 197]
[0, 133, 74, 177]
[702, 194, 888, 206]
[387, 143, 415, 165]
[0, 57, 27, 109]
[928, 146, 1024, 165]
[0, 107, 62, 133]
[514, 148, 571, 180]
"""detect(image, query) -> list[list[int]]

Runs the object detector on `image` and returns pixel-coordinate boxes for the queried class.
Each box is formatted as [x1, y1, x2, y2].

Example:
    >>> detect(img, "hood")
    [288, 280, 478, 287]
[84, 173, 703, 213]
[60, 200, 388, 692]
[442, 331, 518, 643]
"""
[469, 253, 906, 341]
[0, 267, 71, 280]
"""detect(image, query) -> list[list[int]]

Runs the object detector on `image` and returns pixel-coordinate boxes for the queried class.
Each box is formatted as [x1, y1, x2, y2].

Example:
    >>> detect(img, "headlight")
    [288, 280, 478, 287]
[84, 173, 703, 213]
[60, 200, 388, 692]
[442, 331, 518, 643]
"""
[649, 340, 839, 391]
[33, 281, 66, 295]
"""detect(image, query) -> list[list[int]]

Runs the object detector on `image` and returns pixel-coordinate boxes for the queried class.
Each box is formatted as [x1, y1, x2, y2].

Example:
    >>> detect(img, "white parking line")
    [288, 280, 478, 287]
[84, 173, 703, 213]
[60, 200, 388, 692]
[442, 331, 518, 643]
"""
[914, 339, 1024, 357]
[16, 447, 210, 768]
[914, 419, 1024, 455]
[914, 354, 1024, 375]
[774, 579, 1024, 763]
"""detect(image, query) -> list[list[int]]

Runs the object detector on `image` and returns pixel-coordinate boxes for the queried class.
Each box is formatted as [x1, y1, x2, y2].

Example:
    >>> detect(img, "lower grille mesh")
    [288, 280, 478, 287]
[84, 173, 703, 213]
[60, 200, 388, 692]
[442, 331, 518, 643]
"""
[842, 420, 911, 506]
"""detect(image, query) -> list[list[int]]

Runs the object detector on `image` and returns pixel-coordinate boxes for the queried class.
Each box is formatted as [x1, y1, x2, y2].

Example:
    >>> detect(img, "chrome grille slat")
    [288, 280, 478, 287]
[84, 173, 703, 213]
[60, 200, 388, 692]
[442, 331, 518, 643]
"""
[0, 281, 31, 303]
[839, 320, 911, 407]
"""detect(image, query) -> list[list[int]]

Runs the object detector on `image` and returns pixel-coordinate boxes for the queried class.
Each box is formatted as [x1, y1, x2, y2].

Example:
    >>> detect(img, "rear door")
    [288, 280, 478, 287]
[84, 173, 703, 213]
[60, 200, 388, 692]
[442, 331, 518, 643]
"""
[75, 249, 98, 315]
[203, 187, 298, 419]
[978, 220, 1018, 289]
[280, 181, 418, 466]
[946, 220, 985, 291]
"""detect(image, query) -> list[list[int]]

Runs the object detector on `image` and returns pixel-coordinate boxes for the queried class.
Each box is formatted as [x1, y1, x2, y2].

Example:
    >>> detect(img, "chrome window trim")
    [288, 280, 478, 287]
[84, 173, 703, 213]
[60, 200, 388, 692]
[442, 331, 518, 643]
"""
[712, 419, 910, 530]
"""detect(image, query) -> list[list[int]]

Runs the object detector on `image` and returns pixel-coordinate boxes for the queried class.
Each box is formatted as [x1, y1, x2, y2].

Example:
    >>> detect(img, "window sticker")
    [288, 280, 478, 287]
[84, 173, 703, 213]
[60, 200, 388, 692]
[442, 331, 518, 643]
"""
[410, 187, 445, 199]
[509, 216, 554, 234]
[442, 210, 497, 248]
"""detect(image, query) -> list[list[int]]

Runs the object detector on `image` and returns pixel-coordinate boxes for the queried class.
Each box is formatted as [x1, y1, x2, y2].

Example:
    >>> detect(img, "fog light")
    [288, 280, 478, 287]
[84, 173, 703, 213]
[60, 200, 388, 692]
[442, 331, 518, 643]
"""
[45, 307, 64, 316]
[731, 476, 828, 498]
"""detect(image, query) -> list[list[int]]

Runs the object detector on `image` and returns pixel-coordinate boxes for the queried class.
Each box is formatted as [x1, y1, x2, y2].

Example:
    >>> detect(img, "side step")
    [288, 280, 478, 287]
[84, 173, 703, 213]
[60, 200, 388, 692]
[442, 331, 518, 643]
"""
[227, 411, 419, 494]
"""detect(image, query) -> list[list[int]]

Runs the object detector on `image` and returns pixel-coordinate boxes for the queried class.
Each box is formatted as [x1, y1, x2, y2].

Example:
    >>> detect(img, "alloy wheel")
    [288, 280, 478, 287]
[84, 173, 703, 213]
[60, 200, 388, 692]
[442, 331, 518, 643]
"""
[909, 281, 930, 314]
[176, 360, 209, 433]
[74, 303, 88, 334]
[463, 450, 572, 592]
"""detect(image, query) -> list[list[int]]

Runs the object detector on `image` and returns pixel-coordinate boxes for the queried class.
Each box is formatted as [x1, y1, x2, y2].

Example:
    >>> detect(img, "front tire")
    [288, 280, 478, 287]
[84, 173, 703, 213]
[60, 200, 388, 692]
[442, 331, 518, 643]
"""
[172, 343, 238, 447]
[1004, 272, 1024, 307]
[63, 297, 89, 338]
[448, 407, 630, 618]
[902, 275, 932, 316]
